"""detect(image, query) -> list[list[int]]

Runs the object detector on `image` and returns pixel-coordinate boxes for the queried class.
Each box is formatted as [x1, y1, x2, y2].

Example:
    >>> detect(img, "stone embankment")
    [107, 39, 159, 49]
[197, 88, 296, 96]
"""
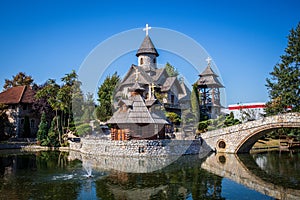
[68, 138, 212, 173]
[69, 137, 212, 157]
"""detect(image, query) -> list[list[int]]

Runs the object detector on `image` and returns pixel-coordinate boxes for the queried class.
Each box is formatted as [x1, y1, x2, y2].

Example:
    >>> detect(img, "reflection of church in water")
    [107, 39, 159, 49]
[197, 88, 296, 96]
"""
[107, 24, 224, 140]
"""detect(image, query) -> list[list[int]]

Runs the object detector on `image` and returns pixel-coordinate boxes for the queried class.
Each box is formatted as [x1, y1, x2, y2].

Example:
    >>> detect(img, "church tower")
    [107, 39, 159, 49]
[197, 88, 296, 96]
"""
[136, 24, 159, 72]
[195, 57, 224, 119]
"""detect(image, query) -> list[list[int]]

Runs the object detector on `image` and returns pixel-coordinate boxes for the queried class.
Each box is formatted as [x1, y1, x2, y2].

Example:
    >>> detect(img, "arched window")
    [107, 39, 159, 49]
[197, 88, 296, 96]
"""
[140, 58, 144, 65]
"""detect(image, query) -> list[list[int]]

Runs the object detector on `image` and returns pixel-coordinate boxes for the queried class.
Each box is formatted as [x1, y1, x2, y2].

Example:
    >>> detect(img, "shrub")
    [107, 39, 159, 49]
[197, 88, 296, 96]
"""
[76, 123, 92, 136]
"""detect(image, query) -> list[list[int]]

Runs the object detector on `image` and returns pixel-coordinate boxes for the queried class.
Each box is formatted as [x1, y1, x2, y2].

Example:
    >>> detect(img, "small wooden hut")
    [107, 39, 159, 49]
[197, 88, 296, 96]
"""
[107, 82, 168, 140]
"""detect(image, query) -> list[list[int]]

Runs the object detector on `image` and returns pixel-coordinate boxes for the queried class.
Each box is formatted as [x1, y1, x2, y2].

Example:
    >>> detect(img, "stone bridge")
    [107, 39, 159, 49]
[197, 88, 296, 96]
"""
[201, 112, 300, 153]
[201, 153, 300, 200]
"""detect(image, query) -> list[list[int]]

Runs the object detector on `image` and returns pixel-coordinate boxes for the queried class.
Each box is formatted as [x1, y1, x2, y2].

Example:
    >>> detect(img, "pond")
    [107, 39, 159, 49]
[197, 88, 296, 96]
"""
[0, 150, 299, 199]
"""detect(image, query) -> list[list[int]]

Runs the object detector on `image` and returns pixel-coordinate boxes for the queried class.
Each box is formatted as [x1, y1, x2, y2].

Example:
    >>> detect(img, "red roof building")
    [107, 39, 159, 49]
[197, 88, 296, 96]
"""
[0, 86, 40, 138]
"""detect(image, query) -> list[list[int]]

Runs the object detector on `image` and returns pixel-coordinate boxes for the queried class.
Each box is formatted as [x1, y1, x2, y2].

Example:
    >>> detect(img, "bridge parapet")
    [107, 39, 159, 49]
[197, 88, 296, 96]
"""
[201, 113, 300, 153]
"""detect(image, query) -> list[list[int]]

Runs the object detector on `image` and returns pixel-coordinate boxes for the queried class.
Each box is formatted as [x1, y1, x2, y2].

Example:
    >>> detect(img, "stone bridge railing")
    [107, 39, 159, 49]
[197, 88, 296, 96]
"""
[201, 112, 300, 153]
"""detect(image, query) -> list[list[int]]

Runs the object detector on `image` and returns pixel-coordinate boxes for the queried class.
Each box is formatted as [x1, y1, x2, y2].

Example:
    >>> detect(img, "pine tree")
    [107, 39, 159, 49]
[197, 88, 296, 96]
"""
[43, 116, 60, 147]
[37, 112, 48, 143]
[96, 72, 120, 121]
[190, 84, 200, 121]
[266, 22, 300, 115]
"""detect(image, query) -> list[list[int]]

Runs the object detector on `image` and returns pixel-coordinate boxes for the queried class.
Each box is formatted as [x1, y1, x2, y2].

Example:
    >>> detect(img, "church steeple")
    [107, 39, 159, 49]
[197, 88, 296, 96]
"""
[136, 24, 159, 71]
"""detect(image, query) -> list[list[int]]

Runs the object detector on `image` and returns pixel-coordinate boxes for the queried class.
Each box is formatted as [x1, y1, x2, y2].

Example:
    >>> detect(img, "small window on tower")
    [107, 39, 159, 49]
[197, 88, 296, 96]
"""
[153, 58, 156, 63]
[140, 58, 143, 65]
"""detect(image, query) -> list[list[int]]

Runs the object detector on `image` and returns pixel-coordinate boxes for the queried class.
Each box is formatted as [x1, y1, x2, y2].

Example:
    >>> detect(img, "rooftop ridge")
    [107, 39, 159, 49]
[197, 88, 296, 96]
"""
[18, 85, 27, 103]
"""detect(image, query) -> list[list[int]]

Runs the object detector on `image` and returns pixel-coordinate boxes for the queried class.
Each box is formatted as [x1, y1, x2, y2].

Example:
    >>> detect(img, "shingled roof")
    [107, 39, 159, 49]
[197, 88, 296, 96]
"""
[199, 65, 218, 77]
[161, 77, 184, 94]
[119, 65, 153, 87]
[196, 66, 224, 88]
[136, 36, 159, 57]
[0, 85, 36, 104]
[107, 94, 167, 124]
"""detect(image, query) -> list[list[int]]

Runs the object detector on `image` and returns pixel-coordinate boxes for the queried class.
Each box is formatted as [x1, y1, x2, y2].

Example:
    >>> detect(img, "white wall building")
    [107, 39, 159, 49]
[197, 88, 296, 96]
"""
[225, 102, 266, 122]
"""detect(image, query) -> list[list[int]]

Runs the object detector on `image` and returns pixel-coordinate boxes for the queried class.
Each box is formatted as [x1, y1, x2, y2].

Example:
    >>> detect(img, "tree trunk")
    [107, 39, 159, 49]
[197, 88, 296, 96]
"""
[56, 110, 62, 146]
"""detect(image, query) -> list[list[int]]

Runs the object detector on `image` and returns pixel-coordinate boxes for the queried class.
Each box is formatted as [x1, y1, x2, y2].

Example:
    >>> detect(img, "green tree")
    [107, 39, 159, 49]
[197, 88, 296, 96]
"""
[96, 72, 120, 121]
[224, 112, 241, 127]
[198, 121, 208, 133]
[81, 93, 95, 123]
[72, 80, 84, 123]
[37, 112, 48, 143]
[266, 22, 300, 115]
[165, 62, 179, 77]
[166, 112, 181, 125]
[35, 70, 82, 146]
[59, 70, 80, 133]
[0, 104, 11, 140]
[3, 72, 34, 90]
[190, 84, 200, 121]
[35, 79, 61, 145]
[197, 112, 240, 132]
[43, 116, 60, 147]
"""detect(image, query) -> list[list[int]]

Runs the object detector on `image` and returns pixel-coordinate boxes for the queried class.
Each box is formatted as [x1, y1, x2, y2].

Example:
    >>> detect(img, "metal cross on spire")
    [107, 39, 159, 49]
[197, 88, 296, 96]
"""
[148, 83, 156, 99]
[143, 24, 152, 36]
[206, 57, 212, 66]
[134, 67, 140, 82]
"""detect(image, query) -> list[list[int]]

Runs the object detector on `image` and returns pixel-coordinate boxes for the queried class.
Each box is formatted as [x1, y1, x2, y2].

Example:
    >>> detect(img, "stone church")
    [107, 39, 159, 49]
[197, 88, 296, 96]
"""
[107, 25, 191, 140]
[115, 26, 191, 115]
[107, 24, 225, 140]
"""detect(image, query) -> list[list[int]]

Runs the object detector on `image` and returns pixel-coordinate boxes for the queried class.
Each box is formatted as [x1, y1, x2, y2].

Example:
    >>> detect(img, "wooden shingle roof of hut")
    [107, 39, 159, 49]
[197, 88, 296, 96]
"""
[107, 94, 168, 125]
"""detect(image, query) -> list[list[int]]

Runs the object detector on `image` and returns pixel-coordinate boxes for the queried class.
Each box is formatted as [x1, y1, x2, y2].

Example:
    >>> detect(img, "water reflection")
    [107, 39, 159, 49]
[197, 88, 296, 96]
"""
[202, 151, 300, 200]
[0, 150, 299, 199]
[95, 155, 225, 200]
[0, 151, 81, 200]
[252, 150, 300, 189]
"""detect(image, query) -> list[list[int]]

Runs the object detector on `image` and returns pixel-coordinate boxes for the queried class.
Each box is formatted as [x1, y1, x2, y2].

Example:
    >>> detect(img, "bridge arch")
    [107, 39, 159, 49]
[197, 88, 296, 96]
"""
[236, 124, 297, 153]
[202, 113, 300, 153]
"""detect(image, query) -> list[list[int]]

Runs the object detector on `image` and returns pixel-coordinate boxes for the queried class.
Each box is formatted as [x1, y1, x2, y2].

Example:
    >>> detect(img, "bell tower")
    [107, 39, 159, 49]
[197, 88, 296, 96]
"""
[136, 24, 159, 72]
[195, 57, 224, 119]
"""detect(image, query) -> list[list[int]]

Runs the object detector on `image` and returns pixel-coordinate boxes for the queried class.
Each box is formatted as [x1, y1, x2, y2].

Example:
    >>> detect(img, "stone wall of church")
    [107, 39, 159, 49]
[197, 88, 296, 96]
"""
[69, 138, 208, 157]
[138, 54, 157, 69]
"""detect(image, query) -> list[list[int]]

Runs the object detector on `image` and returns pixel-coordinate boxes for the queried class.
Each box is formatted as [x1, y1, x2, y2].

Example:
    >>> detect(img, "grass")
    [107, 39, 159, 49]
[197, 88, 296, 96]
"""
[253, 138, 280, 148]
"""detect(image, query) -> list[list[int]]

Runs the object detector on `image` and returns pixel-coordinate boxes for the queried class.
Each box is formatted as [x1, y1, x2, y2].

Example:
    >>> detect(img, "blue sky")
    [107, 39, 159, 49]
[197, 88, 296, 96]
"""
[0, 0, 299, 105]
